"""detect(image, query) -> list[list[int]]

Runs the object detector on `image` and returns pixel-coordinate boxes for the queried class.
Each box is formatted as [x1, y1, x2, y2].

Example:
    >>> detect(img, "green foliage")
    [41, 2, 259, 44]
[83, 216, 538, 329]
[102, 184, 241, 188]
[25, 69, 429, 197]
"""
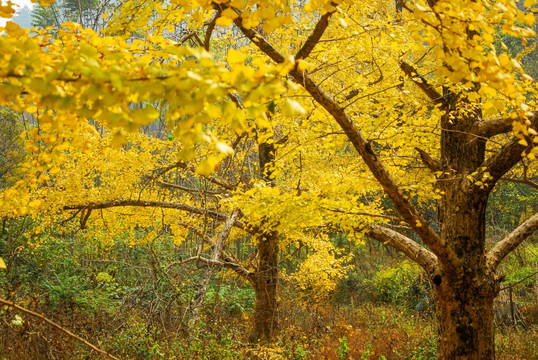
[172, 321, 241, 360]
[109, 315, 164, 359]
[404, 336, 437, 360]
[294, 344, 308, 360]
[371, 260, 427, 307]
[337, 336, 349, 360]
[206, 284, 255, 316]
[0, 109, 26, 189]
[31, 0, 106, 30]
[501, 243, 538, 288]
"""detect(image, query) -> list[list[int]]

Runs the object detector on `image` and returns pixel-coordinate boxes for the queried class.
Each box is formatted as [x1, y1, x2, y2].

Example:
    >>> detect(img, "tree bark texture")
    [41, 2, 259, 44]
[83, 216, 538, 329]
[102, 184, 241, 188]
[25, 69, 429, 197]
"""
[250, 231, 279, 341]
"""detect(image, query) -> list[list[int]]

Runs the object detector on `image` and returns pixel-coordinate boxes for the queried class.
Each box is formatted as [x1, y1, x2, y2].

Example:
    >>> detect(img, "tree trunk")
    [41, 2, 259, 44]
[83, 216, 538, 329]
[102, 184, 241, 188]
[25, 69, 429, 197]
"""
[435, 173, 499, 359]
[250, 231, 279, 341]
[432, 276, 497, 359]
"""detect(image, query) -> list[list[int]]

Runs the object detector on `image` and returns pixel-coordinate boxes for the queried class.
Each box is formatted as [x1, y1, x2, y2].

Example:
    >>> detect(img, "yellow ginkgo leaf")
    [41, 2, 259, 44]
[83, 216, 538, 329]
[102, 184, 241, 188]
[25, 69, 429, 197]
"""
[0, 257, 6, 269]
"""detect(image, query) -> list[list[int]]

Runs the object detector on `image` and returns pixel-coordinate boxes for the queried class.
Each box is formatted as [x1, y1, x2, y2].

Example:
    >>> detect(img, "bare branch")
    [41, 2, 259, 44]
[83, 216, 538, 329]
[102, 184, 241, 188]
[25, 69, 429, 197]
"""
[0, 298, 121, 360]
[295, 10, 335, 60]
[471, 117, 513, 138]
[366, 224, 438, 273]
[170, 221, 254, 281]
[149, 160, 236, 191]
[487, 211, 538, 271]
[500, 177, 538, 190]
[233, 16, 458, 271]
[399, 61, 447, 107]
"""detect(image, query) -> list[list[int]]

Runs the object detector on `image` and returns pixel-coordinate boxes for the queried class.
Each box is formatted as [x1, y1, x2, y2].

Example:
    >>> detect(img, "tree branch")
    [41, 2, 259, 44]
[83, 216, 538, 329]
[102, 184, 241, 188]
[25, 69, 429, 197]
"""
[471, 111, 537, 139]
[150, 160, 236, 191]
[295, 10, 335, 60]
[233, 16, 458, 271]
[63, 200, 251, 233]
[483, 137, 536, 187]
[500, 177, 538, 190]
[415, 147, 441, 172]
[366, 224, 438, 273]
[399, 61, 447, 107]
[0, 298, 121, 360]
[487, 211, 538, 271]
[204, 10, 219, 51]
[169, 221, 254, 281]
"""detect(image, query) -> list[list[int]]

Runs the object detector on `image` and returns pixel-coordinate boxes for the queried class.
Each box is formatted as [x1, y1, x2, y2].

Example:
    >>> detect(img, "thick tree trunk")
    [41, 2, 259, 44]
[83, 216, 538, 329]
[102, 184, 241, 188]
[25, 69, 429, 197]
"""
[250, 231, 279, 341]
[432, 277, 497, 359]
[435, 174, 499, 359]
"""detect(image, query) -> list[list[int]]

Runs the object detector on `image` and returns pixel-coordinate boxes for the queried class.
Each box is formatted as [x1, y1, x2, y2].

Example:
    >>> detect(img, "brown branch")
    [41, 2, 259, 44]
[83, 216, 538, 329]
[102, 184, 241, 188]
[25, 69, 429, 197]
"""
[472, 111, 537, 139]
[500, 177, 538, 190]
[63, 199, 251, 233]
[0, 298, 121, 360]
[204, 10, 219, 51]
[233, 16, 458, 271]
[487, 211, 538, 271]
[415, 147, 441, 172]
[366, 224, 438, 273]
[152, 180, 225, 195]
[483, 137, 535, 188]
[150, 160, 236, 190]
[471, 117, 513, 138]
[295, 10, 335, 60]
[399, 61, 447, 107]
[321, 207, 402, 221]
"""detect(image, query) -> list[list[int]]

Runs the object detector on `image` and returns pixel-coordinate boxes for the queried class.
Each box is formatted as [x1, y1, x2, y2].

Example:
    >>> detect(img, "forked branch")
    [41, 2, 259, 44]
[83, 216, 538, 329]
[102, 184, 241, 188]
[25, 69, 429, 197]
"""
[232, 14, 458, 271]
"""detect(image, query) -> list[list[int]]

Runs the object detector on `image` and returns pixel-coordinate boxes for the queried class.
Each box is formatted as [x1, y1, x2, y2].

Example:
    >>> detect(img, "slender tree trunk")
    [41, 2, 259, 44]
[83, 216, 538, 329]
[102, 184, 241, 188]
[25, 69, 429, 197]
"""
[249, 133, 280, 341]
[250, 231, 279, 341]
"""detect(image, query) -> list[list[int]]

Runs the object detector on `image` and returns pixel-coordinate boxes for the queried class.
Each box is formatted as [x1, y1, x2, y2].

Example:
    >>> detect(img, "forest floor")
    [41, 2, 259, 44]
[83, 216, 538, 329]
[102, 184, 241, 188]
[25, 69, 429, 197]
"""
[2, 300, 537, 359]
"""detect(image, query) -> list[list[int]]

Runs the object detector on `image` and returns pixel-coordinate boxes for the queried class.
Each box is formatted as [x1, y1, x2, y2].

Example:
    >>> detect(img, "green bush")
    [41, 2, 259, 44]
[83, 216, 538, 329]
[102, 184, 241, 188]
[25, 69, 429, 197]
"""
[371, 260, 428, 307]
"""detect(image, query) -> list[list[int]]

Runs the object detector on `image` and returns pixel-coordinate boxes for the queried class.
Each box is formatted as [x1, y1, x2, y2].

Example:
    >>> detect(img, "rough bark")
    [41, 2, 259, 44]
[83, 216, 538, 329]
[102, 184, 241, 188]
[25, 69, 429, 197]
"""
[249, 128, 280, 341]
[432, 276, 497, 360]
[250, 231, 279, 341]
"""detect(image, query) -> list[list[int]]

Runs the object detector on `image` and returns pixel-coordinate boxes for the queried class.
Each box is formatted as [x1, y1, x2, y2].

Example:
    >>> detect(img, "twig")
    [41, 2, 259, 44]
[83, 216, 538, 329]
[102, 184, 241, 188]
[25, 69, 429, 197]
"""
[0, 298, 121, 360]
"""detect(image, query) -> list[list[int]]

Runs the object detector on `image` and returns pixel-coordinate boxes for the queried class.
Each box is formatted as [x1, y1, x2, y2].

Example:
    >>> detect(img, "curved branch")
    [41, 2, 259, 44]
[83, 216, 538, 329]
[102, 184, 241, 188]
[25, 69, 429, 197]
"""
[168, 221, 254, 281]
[500, 177, 538, 190]
[487, 211, 538, 271]
[63, 199, 252, 233]
[233, 15, 458, 271]
[0, 298, 121, 360]
[366, 224, 438, 273]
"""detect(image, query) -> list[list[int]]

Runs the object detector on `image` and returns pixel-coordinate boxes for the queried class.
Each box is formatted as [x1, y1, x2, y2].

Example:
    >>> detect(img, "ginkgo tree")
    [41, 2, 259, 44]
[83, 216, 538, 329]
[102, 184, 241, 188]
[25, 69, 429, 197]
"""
[1, 0, 538, 358]
[216, 0, 537, 359]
